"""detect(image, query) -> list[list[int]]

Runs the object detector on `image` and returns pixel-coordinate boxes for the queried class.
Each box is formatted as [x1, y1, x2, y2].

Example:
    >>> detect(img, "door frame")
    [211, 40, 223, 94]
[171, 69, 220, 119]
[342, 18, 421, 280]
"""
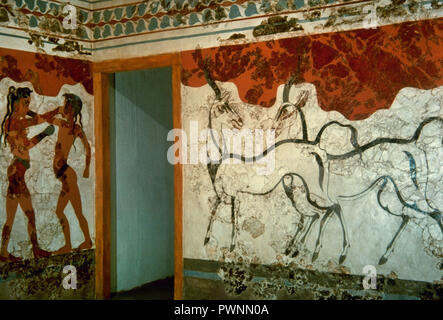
[92, 53, 183, 299]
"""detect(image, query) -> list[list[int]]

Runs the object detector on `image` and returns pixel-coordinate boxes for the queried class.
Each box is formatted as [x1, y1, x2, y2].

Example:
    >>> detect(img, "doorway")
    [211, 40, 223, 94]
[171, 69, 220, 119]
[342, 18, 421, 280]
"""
[109, 67, 174, 298]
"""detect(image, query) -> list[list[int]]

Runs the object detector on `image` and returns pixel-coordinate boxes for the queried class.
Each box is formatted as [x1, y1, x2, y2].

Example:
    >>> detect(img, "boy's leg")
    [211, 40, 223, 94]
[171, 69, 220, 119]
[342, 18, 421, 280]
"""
[19, 196, 51, 258]
[53, 187, 72, 255]
[0, 196, 21, 261]
[66, 168, 92, 250]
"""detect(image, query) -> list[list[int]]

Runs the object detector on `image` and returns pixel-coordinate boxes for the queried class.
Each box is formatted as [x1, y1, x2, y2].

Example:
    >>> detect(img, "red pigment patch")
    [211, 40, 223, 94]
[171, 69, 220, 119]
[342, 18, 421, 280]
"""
[311, 41, 339, 69]
[0, 48, 92, 96]
[181, 18, 443, 120]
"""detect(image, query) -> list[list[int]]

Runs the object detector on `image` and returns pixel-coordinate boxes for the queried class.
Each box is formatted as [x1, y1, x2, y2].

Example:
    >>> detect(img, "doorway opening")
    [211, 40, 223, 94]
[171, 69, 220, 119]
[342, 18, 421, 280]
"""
[109, 67, 174, 299]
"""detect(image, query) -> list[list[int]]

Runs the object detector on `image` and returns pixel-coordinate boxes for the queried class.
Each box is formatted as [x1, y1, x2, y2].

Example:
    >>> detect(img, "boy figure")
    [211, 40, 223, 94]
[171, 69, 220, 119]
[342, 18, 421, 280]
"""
[50, 93, 92, 254]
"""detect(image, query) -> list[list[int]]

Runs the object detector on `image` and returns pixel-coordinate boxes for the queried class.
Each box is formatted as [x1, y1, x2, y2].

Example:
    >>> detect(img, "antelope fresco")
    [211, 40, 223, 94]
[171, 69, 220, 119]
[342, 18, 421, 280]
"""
[0, 0, 442, 298]
[181, 19, 443, 285]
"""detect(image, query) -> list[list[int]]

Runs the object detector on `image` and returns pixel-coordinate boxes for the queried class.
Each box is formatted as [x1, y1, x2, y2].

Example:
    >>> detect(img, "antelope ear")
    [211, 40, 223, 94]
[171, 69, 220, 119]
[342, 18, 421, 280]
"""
[275, 103, 297, 123]
[283, 105, 297, 121]
[294, 90, 309, 109]
[220, 91, 231, 104]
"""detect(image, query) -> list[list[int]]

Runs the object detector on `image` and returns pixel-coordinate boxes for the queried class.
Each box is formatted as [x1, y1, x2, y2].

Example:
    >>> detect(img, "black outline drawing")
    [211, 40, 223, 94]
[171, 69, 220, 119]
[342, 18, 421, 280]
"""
[201, 65, 443, 266]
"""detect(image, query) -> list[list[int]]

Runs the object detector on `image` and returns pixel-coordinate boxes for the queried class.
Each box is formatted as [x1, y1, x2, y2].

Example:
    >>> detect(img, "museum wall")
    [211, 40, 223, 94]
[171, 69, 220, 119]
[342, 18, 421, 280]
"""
[0, 0, 442, 299]
[180, 17, 443, 299]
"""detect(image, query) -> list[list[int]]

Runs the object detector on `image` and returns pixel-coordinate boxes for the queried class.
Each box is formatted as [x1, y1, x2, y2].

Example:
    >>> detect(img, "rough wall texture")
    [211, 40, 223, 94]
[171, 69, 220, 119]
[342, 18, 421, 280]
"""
[184, 258, 443, 299]
[0, 47, 94, 298]
[89, 0, 443, 60]
[0, 0, 92, 57]
[181, 18, 443, 299]
[2, 0, 435, 60]
[0, 249, 95, 299]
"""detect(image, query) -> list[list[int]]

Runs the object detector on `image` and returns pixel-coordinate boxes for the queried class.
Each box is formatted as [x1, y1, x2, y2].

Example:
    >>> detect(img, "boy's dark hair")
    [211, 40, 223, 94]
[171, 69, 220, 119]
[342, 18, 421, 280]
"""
[63, 93, 83, 129]
[1, 86, 33, 147]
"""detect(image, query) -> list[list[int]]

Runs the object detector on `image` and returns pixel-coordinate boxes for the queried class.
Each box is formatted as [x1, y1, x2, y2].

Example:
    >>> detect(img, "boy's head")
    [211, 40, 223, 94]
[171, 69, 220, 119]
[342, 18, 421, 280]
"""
[10, 87, 33, 114]
[63, 93, 83, 117]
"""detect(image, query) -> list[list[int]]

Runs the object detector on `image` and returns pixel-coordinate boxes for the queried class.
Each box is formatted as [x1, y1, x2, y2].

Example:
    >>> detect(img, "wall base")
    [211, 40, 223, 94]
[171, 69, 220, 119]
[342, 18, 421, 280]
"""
[0, 249, 95, 299]
[184, 258, 443, 300]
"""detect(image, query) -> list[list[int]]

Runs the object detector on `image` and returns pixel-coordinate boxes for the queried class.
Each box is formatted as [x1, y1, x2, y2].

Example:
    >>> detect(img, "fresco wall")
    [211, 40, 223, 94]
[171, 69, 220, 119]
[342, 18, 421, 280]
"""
[0, 0, 428, 61]
[0, 47, 95, 299]
[0, 0, 441, 300]
[0, 0, 92, 57]
[181, 18, 443, 299]
[88, 0, 443, 61]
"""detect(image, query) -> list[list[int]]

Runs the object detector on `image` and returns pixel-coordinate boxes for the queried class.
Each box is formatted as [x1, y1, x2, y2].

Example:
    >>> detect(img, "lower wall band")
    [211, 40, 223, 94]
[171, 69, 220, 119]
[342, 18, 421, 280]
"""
[183, 258, 443, 300]
[0, 249, 95, 299]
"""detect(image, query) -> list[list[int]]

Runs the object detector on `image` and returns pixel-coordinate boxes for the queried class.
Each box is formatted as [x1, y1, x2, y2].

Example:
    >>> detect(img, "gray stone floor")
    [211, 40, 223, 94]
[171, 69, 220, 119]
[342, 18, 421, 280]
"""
[110, 277, 174, 300]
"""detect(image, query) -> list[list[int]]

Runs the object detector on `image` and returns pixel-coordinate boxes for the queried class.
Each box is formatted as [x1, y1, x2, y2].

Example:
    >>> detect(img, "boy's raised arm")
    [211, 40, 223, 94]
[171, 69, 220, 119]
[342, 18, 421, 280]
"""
[40, 107, 62, 126]
[25, 107, 61, 127]
[28, 125, 55, 148]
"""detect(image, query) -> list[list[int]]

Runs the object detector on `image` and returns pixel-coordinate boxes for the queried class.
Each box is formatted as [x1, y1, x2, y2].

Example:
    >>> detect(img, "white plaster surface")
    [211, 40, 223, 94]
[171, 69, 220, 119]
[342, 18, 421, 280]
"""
[182, 81, 443, 283]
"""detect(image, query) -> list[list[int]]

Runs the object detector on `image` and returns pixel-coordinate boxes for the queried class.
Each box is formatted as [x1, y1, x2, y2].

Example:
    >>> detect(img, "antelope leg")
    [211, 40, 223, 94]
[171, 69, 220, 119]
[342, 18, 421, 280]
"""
[229, 196, 240, 252]
[300, 213, 320, 245]
[335, 205, 350, 264]
[379, 215, 410, 265]
[312, 208, 333, 262]
[204, 196, 221, 245]
[285, 215, 305, 256]
[288, 213, 320, 258]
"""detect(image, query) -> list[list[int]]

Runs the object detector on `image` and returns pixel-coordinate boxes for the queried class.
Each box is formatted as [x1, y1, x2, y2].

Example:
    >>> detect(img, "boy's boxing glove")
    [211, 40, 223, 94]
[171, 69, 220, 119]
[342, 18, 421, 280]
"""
[35, 125, 55, 142]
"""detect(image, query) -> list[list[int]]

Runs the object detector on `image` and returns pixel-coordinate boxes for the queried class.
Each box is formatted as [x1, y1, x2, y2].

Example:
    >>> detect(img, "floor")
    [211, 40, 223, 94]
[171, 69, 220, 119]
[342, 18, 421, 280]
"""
[110, 277, 174, 300]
